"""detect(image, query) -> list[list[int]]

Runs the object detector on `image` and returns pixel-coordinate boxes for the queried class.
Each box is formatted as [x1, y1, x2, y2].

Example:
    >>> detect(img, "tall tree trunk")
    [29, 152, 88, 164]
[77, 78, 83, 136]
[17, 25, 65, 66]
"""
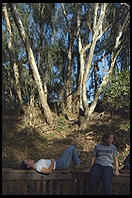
[9, 3, 54, 125]
[66, 31, 74, 112]
[77, 4, 108, 124]
[2, 3, 22, 105]
[38, 3, 48, 102]
[61, 3, 75, 113]
[87, 12, 129, 119]
[76, 3, 129, 128]
[77, 4, 85, 112]
[82, 4, 108, 115]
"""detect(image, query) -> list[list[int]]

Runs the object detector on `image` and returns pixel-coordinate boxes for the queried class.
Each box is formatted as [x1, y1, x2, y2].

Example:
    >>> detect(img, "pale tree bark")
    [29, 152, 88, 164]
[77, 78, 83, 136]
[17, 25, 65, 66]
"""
[77, 3, 107, 113]
[61, 3, 74, 112]
[82, 3, 108, 114]
[38, 3, 48, 102]
[77, 3, 129, 127]
[66, 32, 74, 112]
[2, 3, 22, 105]
[76, 3, 85, 111]
[9, 3, 54, 125]
[87, 11, 129, 119]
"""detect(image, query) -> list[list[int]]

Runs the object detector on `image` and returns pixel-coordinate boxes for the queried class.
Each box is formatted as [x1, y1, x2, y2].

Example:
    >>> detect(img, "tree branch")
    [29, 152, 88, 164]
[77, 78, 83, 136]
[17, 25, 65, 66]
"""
[93, 3, 99, 31]
[61, 3, 70, 31]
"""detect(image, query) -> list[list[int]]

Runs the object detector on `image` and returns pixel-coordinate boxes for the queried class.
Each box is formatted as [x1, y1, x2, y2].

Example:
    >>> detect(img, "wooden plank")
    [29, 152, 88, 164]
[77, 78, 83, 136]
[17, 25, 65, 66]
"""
[47, 180, 52, 195]
[16, 180, 20, 195]
[52, 180, 57, 194]
[9, 181, 17, 195]
[62, 180, 70, 195]
[2, 169, 130, 195]
[42, 180, 47, 195]
[2, 181, 7, 195]
[36, 180, 41, 195]
[112, 176, 130, 184]
[23, 180, 27, 195]
[2, 171, 72, 180]
[29, 180, 36, 195]
[2, 168, 72, 173]
[2, 168, 130, 175]
[112, 183, 120, 195]
[2, 168, 130, 179]
[56, 180, 64, 195]
[119, 183, 130, 195]
[45, 180, 50, 195]
[19, 180, 26, 195]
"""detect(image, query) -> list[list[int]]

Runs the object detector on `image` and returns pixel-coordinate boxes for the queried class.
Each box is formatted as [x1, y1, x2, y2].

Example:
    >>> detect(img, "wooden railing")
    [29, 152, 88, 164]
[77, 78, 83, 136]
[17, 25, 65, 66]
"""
[2, 168, 130, 195]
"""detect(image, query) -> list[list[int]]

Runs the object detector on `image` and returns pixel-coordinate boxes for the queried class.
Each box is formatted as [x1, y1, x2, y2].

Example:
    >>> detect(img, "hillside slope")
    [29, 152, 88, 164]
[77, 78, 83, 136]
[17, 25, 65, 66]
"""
[2, 108, 130, 170]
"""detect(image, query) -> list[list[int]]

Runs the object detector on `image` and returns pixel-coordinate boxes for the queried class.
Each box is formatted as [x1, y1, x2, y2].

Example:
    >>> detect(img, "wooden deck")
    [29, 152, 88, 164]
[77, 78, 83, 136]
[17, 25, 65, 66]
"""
[2, 168, 130, 195]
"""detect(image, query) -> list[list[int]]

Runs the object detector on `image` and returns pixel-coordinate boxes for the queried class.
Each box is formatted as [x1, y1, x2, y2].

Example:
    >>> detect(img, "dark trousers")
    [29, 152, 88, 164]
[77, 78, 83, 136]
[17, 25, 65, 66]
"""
[89, 164, 113, 195]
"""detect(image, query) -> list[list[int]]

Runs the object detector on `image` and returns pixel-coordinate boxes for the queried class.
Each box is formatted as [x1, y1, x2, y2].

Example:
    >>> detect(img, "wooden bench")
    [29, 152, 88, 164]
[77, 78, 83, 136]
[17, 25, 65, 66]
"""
[2, 168, 130, 195]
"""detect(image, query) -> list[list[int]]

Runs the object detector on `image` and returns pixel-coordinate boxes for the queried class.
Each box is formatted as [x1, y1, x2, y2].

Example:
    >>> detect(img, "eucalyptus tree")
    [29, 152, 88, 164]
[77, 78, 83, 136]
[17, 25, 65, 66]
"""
[2, 3, 34, 109]
[9, 3, 54, 124]
[28, 3, 68, 110]
[2, 3, 22, 105]
[74, 3, 130, 127]
[27, 3, 56, 105]
[60, 3, 78, 112]
[2, 3, 129, 127]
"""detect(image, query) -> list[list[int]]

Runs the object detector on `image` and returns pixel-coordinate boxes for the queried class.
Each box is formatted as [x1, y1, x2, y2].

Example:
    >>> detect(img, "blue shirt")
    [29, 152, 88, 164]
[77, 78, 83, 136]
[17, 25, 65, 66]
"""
[93, 143, 118, 168]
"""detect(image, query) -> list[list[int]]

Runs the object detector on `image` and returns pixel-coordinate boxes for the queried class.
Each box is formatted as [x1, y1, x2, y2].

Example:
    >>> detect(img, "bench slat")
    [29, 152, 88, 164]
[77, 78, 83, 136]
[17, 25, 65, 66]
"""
[2, 168, 130, 195]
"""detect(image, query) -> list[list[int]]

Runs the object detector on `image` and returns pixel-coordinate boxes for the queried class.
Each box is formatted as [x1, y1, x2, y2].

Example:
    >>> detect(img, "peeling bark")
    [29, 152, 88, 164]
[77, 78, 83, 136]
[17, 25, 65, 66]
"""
[77, 3, 129, 127]
[3, 4, 22, 104]
[9, 3, 54, 124]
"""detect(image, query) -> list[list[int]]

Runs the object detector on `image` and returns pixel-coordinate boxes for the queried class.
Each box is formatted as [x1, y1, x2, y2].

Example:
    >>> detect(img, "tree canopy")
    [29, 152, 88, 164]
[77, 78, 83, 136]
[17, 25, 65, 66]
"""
[2, 3, 130, 125]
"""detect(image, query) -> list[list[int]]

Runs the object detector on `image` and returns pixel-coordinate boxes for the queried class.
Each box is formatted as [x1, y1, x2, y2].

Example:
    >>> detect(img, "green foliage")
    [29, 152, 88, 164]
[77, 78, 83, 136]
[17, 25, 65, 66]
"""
[102, 69, 130, 111]
[2, 3, 130, 115]
[55, 116, 69, 132]
[120, 122, 130, 132]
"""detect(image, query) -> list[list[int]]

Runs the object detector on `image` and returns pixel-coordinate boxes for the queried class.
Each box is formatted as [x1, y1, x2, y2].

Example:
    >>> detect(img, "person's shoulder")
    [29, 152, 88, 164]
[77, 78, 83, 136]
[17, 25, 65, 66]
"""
[110, 144, 117, 150]
[95, 143, 102, 148]
[36, 159, 44, 164]
[98, 143, 104, 146]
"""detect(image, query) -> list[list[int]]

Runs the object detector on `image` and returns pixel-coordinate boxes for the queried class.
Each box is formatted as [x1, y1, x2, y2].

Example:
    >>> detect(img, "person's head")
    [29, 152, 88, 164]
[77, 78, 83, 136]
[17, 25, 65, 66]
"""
[102, 133, 114, 145]
[20, 159, 34, 169]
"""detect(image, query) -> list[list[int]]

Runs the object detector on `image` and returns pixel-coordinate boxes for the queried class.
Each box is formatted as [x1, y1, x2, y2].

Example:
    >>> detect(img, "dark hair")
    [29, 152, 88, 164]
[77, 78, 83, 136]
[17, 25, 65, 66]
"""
[102, 133, 114, 143]
[20, 160, 32, 170]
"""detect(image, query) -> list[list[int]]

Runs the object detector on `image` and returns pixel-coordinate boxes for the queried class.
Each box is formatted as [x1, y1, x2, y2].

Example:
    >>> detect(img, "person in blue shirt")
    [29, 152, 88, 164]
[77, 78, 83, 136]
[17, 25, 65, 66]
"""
[87, 132, 119, 195]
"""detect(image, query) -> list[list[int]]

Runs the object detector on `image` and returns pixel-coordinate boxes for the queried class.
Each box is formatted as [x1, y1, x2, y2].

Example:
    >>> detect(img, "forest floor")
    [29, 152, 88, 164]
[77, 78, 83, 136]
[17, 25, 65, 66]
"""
[2, 106, 130, 170]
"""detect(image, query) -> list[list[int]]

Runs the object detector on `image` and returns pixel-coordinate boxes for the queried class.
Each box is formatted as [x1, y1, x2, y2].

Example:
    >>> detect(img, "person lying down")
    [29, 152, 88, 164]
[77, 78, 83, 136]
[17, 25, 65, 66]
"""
[20, 145, 82, 174]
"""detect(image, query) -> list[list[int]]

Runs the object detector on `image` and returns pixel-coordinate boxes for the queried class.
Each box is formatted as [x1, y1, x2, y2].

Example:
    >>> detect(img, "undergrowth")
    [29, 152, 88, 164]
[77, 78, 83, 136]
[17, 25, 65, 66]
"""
[2, 108, 130, 169]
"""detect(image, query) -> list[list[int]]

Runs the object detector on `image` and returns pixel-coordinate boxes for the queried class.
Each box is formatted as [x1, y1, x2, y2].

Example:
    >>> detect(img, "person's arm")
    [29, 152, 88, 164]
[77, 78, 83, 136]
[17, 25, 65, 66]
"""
[87, 155, 96, 172]
[114, 156, 119, 176]
[40, 159, 54, 174]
